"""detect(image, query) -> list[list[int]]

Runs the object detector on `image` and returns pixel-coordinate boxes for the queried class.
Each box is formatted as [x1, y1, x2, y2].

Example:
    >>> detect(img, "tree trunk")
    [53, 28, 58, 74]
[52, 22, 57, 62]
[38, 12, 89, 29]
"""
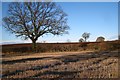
[85, 38, 87, 42]
[32, 40, 37, 52]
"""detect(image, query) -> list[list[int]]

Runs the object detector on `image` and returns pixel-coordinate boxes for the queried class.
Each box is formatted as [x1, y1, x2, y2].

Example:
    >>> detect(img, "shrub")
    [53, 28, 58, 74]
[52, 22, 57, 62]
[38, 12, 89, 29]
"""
[2, 40, 120, 53]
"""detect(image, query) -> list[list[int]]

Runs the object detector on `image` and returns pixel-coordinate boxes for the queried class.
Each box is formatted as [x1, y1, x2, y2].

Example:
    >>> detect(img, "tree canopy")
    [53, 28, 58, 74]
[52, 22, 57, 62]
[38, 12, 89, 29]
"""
[3, 2, 69, 51]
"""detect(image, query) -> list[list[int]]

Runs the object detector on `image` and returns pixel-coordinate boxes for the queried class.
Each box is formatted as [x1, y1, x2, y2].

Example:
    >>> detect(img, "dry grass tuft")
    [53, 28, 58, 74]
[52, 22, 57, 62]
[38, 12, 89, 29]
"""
[2, 51, 118, 79]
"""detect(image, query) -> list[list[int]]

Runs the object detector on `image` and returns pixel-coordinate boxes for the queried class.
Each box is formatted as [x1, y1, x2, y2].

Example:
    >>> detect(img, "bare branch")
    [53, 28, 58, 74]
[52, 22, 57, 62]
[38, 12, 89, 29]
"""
[3, 2, 69, 50]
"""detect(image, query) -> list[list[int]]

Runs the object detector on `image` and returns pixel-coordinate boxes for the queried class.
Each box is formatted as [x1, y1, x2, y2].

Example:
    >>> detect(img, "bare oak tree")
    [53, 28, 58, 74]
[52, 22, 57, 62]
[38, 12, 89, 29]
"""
[2, 2, 69, 51]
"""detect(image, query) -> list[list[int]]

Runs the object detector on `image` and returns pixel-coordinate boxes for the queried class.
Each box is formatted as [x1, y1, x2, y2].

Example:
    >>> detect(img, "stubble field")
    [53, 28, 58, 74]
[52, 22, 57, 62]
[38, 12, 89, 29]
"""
[1, 50, 118, 79]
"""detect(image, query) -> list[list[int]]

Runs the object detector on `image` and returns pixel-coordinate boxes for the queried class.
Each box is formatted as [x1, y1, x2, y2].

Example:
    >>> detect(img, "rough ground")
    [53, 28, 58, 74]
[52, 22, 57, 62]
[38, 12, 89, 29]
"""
[1, 51, 118, 79]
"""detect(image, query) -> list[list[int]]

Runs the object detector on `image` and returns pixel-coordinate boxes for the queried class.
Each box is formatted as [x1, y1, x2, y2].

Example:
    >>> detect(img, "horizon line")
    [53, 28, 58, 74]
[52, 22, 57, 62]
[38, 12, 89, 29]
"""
[0, 39, 118, 45]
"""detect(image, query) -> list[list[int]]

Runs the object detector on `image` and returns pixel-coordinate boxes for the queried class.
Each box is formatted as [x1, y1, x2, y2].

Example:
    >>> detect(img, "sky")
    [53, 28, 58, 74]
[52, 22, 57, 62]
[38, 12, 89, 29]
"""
[1, 2, 118, 43]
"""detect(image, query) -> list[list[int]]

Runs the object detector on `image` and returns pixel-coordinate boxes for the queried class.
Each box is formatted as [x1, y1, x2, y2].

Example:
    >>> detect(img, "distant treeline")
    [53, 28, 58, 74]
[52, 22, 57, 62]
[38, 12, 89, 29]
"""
[2, 40, 120, 54]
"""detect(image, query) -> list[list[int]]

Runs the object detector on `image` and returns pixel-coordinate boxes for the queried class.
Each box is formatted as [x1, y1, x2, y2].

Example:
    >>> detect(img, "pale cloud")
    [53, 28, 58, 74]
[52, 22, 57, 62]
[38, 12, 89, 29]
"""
[22, 39, 32, 43]
[0, 39, 32, 44]
[108, 35, 118, 41]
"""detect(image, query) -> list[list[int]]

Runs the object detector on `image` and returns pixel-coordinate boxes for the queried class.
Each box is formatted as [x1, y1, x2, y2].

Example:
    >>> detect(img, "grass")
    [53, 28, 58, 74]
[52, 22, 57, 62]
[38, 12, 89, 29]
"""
[2, 40, 120, 54]
[2, 51, 118, 79]
[1, 40, 119, 79]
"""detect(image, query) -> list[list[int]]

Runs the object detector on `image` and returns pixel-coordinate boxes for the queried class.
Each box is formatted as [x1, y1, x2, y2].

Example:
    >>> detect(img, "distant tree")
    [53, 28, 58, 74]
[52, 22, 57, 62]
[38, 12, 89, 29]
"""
[2, 2, 69, 52]
[96, 36, 105, 42]
[82, 32, 90, 42]
[79, 38, 84, 42]
[67, 39, 71, 43]
[43, 41, 46, 43]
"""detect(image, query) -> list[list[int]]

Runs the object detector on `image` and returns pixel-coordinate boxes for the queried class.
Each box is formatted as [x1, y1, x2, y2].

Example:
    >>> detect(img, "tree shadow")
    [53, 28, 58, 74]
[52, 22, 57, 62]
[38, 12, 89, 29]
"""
[2, 51, 118, 78]
[2, 59, 62, 78]
[2, 57, 52, 64]
[31, 70, 79, 78]
[53, 51, 118, 64]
